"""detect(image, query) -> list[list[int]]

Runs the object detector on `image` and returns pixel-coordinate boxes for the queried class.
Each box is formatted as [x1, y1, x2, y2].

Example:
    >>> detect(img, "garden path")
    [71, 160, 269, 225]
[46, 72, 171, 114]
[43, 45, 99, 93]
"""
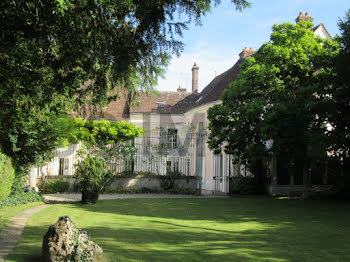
[0, 204, 50, 261]
[42, 193, 228, 203]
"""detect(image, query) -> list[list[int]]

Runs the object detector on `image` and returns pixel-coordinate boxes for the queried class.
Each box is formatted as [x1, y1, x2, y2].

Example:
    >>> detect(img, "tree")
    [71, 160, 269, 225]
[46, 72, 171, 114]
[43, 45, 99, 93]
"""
[72, 118, 144, 203]
[75, 154, 107, 204]
[71, 118, 144, 160]
[330, 10, 350, 158]
[0, 0, 250, 177]
[208, 21, 340, 190]
[322, 9, 350, 197]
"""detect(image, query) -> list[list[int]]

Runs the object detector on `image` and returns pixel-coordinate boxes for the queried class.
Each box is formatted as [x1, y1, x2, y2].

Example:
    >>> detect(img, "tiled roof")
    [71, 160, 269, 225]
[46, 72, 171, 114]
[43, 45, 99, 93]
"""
[73, 53, 247, 119]
[169, 57, 244, 113]
[72, 90, 192, 120]
[130, 91, 191, 114]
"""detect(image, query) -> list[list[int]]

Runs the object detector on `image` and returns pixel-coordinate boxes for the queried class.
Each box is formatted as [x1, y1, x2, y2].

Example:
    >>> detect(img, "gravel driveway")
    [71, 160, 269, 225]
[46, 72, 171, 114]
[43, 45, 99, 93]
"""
[42, 193, 228, 203]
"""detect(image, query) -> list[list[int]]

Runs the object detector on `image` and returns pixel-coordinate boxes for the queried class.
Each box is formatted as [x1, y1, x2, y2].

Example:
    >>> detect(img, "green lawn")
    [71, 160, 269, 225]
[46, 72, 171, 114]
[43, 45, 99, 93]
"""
[0, 202, 44, 233]
[6, 197, 350, 262]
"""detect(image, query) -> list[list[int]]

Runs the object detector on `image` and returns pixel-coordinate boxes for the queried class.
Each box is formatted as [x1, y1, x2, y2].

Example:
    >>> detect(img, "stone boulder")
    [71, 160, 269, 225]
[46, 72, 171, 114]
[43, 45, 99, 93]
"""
[43, 216, 103, 262]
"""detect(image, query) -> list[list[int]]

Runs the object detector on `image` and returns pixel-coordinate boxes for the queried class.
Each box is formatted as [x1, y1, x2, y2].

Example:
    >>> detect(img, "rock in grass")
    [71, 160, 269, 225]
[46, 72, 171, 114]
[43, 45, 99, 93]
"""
[42, 216, 103, 262]
[72, 229, 103, 262]
[42, 216, 75, 261]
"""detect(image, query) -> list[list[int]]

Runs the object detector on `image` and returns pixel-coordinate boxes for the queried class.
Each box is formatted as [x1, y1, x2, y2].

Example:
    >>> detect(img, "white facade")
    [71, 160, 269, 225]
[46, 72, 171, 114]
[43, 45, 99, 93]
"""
[313, 24, 332, 40]
[29, 104, 241, 194]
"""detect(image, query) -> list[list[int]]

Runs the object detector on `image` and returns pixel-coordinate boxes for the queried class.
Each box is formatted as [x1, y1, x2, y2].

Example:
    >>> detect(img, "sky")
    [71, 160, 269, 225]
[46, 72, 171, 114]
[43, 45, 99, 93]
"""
[156, 0, 349, 92]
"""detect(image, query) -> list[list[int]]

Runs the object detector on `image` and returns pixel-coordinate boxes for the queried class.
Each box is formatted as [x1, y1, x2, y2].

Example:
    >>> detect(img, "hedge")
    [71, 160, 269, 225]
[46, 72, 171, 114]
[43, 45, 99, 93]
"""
[39, 180, 70, 194]
[0, 191, 42, 207]
[0, 150, 15, 200]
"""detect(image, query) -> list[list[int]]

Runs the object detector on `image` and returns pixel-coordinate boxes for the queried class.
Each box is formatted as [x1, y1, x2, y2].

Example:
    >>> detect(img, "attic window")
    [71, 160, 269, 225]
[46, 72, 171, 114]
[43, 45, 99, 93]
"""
[157, 102, 165, 108]
[196, 96, 203, 103]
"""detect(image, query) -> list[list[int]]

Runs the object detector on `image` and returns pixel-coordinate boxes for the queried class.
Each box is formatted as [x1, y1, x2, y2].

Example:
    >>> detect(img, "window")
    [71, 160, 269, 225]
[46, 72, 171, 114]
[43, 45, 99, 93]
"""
[213, 154, 223, 178]
[123, 158, 135, 175]
[166, 159, 179, 174]
[173, 160, 179, 172]
[166, 160, 172, 174]
[196, 96, 203, 103]
[186, 159, 190, 176]
[167, 129, 178, 149]
[157, 102, 165, 108]
[59, 158, 69, 176]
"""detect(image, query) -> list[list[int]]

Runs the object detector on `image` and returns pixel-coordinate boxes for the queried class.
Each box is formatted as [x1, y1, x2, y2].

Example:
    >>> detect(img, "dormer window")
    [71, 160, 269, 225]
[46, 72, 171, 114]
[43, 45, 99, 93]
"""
[157, 102, 165, 108]
[196, 96, 203, 103]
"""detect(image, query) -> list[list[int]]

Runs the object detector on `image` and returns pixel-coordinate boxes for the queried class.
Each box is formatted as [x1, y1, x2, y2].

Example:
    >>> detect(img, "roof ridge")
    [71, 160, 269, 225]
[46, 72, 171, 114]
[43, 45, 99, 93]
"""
[197, 58, 243, 102]
[137, 90, 191, 95]
[311, 23, 333, 40]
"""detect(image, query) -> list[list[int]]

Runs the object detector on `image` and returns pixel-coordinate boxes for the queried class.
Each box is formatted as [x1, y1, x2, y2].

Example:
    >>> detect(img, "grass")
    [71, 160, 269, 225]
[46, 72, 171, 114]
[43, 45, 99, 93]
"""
[6, 197, 350, 262]
[0, 202, 44, 233]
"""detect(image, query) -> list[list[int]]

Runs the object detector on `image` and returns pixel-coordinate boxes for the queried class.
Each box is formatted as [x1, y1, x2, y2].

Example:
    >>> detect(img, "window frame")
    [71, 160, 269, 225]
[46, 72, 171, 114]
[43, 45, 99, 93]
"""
[167, 128, 178, 149]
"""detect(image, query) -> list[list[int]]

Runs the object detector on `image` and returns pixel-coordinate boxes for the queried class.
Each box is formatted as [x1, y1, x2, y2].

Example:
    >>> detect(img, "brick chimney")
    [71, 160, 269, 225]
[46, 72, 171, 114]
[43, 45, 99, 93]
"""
[191, 62, 199, 93]
[239, 47, 255, 59]
[177, 85, 187, 92]
[304, 12, 313, 22]
[295, 11, 313, 23]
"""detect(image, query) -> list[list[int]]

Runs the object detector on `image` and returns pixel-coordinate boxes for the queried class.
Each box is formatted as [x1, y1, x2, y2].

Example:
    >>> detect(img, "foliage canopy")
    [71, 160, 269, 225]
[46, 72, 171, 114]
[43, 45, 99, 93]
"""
[72, 118, 143, 202]
[71, 118, 144, 147]
[332, 9, 350, 157]
[0, 0, 250, 173]
[208, 21, 340, 183]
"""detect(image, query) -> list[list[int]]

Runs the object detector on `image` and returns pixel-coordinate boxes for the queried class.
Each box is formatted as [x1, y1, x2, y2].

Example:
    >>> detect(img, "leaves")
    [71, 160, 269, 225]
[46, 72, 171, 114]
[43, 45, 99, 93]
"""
[0, 0, 250, 172]
[331, 9, 350, 157]
[208, 19, 341, 175]
[71, 118, 144, 147]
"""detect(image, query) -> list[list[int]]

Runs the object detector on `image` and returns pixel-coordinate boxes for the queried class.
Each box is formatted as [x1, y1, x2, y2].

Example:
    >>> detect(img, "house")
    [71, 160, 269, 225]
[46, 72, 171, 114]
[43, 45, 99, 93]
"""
[29, 47, 255, 194]
[295, 12, 332, 40]
[29, 12, 332, 195]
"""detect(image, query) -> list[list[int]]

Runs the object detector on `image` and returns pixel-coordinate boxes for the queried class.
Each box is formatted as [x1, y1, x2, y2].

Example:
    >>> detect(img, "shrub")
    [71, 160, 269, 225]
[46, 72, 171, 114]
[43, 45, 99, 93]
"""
[75, 154, 112, 204]
[0, 191, 42, 207]
[233, 176, 262, 195]
[160, 171, 185, 190]
[115, 171, 158, 177]
[39, 180, 70, 194]
[139, 187, 154, 193]
[104, 188, 162, 194]
[10, 167, 28, 195]
[0, 151, 15, 200]
[167, 188, 197, 195]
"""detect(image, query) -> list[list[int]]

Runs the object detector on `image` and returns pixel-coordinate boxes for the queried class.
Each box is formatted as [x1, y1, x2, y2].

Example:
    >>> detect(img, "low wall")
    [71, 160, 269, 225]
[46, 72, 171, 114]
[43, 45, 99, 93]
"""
[267, 184, 334, 197]
[267, 185, 304, 197]
[37, 175, 198, 192]
[109, 176, 197, 190]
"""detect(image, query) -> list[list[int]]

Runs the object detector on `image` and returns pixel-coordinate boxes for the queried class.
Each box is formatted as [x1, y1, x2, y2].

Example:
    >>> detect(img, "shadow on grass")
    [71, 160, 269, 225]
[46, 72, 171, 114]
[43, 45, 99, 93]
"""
[8, 223, 289, 262]
[69, 197, 350, 225]
[7, 197, 350, 262]
[9, 220, 350, 262]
